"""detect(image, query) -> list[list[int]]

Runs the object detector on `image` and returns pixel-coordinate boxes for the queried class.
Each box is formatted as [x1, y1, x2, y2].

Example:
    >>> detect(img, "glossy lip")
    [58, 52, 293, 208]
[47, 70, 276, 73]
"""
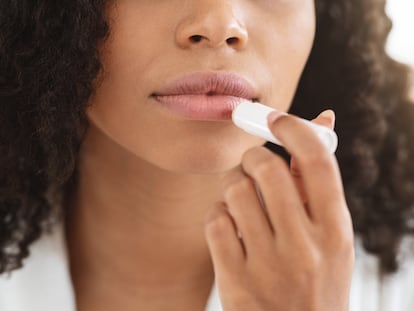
[151, 72, 258, 121]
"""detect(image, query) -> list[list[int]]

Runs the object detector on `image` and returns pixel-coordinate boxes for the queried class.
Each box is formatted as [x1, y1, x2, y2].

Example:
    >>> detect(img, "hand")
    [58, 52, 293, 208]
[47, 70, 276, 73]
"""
[204, 110, 355, 311]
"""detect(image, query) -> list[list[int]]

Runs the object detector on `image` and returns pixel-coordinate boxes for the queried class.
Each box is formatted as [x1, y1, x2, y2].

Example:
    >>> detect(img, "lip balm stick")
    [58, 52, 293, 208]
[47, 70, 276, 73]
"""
[232, 101, 338, 154]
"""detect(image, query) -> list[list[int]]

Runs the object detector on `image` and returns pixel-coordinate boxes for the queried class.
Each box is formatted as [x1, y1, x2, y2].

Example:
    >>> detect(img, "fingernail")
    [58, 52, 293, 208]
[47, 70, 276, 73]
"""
[267, 110, 285, 124]
[319, 110, 336, 127]
[319, 109, 335, 120]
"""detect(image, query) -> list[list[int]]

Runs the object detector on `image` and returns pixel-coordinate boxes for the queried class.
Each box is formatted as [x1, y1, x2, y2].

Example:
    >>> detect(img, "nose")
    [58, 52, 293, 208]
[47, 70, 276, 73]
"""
[175, 1, 248, 50]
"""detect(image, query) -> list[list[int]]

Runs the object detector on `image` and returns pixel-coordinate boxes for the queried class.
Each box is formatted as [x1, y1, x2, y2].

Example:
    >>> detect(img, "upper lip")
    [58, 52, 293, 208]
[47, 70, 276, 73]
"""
[152, 72, 258, 100]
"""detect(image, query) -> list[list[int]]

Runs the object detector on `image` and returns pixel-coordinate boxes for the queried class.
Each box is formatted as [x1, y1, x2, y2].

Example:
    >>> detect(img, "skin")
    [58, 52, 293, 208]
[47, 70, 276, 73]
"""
[65, 0, 354, 310]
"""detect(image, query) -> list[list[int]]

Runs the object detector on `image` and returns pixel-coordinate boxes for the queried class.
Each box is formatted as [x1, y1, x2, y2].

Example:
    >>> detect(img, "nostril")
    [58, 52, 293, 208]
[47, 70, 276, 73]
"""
[226, 37, 239, 45]
[189, 35, 203, 43]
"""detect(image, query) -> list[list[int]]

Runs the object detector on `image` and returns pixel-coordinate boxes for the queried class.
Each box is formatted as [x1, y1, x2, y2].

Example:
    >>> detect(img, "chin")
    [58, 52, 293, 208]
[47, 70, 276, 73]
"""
[126, 130, 267, 174]
[145, 139, 262, 174]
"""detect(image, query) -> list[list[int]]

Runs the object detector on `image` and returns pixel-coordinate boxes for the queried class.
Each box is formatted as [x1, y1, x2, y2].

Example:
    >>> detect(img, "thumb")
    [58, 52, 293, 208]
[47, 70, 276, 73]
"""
[313, 109, 335, 130]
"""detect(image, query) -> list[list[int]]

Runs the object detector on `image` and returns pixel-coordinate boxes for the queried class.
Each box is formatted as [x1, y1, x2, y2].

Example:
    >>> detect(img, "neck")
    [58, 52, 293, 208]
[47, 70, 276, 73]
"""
[65, 123, 235, 305]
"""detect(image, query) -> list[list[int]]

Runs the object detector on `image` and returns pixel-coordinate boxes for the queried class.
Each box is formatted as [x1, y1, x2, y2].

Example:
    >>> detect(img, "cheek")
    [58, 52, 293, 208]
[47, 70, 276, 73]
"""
[84, 4, 169, 150]
[253, 2, 316, 111]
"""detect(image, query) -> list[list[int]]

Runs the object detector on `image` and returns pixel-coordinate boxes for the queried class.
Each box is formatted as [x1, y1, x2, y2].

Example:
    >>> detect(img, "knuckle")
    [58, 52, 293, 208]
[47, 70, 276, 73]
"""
[323, 226, 356, 269]
[224, 177, 254, 201]
[253, 157, 284, 179]
[242, 146, 278, 168]
[241, 145, 266, 162]
[221, 169, 249, 191]
[205, 213, 231, 235]
[292, 250, 322, 285]
[304, 246, 323, 270]
[241, 146, 287, 180]
[316, 217, 355, 256]
[331, 225, 355, 253]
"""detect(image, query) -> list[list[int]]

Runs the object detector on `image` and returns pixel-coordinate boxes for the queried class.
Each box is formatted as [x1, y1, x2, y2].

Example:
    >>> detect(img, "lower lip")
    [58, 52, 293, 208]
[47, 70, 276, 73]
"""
[153, 95, 247, 121]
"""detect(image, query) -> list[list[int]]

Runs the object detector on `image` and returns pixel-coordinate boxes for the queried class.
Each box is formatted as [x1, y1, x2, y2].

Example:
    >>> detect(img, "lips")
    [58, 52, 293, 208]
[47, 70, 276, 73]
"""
[151, 72, 258, 121]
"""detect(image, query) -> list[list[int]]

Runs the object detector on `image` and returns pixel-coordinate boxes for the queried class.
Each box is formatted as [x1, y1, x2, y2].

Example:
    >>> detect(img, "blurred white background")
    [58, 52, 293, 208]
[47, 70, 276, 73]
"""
[386, 0, 414, 68]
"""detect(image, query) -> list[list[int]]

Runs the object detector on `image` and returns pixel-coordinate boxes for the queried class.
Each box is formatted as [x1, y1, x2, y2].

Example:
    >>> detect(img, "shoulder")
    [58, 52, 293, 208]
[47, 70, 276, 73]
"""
[0, 223, 75, 311]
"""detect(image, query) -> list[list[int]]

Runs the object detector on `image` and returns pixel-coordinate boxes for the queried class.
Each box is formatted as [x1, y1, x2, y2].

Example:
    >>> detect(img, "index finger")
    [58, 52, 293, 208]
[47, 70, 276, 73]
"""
[290, 110, 335, 204]
[267, 111, 348, 225]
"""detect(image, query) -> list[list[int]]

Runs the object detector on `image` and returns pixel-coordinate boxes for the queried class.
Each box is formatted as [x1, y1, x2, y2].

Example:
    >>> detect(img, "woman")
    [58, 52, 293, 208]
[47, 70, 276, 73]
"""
[1, 0, 414, 310]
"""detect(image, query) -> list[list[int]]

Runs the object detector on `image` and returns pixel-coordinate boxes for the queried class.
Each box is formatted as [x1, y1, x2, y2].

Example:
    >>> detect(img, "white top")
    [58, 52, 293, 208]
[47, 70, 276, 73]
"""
[1, 223, 414, 311]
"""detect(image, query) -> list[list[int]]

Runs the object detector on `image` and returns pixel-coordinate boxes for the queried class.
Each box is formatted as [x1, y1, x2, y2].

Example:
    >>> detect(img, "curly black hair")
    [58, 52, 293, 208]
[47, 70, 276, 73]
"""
[1, 0, 414, 275]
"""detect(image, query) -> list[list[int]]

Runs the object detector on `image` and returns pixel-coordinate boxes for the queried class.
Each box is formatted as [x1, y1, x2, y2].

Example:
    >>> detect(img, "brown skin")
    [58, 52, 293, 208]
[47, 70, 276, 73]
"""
[66, 0, 353, 310]
[206, 112, 354, 311]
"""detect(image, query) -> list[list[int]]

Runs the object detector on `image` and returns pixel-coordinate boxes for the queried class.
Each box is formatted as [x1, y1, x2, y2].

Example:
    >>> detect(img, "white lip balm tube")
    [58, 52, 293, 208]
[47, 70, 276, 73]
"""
[232, 101, 338, 154]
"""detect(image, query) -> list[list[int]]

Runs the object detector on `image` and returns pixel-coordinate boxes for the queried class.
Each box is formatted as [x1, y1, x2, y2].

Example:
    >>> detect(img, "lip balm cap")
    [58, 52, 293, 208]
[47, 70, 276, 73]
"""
[232, 101, 283, 145]
[232, 101, 338, 154]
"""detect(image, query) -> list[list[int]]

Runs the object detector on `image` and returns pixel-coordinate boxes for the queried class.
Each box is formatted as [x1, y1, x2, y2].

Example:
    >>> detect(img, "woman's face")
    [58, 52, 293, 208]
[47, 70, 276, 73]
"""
[86, 0, 316, 173]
